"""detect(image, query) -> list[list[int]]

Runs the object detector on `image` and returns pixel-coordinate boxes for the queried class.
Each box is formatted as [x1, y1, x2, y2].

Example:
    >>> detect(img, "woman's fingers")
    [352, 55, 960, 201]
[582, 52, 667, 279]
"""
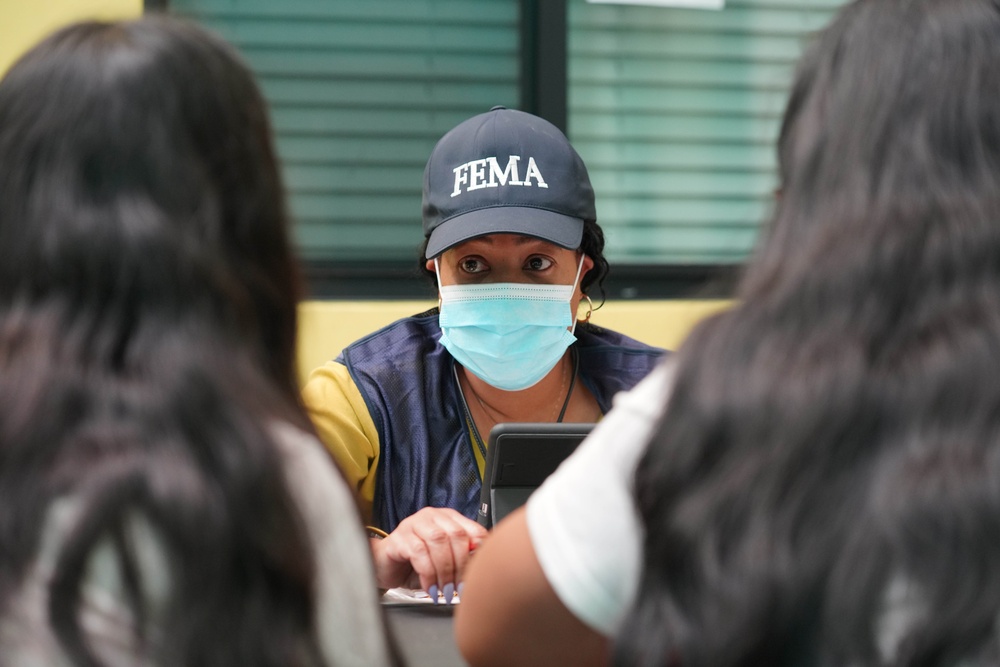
[381, 508, 489, 602]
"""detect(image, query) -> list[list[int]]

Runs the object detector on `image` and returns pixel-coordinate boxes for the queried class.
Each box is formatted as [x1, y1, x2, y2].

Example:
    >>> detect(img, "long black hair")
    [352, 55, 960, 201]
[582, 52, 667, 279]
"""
[0, 307, 323, 667]
[0, 16, 303, 400]
[616, 0, 1000, 665]
[0, 16, 339, 667]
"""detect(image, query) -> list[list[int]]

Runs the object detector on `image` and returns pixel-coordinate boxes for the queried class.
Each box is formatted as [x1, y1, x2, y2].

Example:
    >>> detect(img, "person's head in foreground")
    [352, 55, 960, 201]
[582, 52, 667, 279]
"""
[0, 17, 397, 667]
[0, 14, 302, 399]
[421, 105, 610, 394]
[620, 0, 1000, 665]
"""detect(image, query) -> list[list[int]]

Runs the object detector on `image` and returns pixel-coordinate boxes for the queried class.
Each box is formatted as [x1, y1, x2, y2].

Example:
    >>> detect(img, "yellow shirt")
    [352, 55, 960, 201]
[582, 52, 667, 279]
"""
[301, 361, 381, 523]
[302, 360, 492, 524]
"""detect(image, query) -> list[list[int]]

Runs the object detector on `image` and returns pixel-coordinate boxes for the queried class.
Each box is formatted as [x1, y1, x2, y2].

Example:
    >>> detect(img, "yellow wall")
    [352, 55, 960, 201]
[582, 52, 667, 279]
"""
[296, 299, 731, 384]
[0, 0, 142, 76]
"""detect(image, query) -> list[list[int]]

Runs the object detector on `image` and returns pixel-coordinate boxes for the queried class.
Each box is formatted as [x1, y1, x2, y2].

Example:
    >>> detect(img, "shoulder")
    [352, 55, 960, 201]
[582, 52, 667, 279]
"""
[576, 321, 665, 352]
[270, 424, 396, 666]
[612, 360, 677, 417]
[575, 323, 667, 403]
[341, 309, 441, 360]
[300, 360, 379, 445]
[269, 423, 359, 520]
[301, 360, 366, 414]
[575, 322, 667, 367]
[339, 310, 458, 407]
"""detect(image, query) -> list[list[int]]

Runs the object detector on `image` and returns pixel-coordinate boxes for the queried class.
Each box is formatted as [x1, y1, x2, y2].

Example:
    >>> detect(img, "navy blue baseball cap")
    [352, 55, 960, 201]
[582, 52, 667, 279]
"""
[422, 106, 596, 259]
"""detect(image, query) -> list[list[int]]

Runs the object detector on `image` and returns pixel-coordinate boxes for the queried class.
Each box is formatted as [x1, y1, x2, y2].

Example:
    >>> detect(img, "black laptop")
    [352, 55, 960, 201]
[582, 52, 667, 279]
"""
[476, 422, 595, 529]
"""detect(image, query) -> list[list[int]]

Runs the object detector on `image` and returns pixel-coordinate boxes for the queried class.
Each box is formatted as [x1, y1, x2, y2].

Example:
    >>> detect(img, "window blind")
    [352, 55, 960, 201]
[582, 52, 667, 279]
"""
[169, 0, 520, 263]
[567, 0, 846, 265]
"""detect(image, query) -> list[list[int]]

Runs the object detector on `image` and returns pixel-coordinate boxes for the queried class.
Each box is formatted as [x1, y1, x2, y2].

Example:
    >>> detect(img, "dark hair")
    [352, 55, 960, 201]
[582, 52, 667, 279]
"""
[616, 0, 1000, 665]
[0, 308, 323, 667]
[0, 17, 337, 667]
[823, 434, 1000, 666]
[0, 17, 303, 400]
[417, 216, 611, 302]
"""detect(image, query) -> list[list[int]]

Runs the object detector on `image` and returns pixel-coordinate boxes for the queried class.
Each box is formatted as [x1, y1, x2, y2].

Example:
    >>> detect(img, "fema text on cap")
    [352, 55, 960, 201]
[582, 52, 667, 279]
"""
[451, 155, 548, 198]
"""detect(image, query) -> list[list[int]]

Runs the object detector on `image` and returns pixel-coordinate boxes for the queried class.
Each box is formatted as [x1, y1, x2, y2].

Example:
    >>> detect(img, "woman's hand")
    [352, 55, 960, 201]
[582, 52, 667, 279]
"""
[371, 507, 489, 600]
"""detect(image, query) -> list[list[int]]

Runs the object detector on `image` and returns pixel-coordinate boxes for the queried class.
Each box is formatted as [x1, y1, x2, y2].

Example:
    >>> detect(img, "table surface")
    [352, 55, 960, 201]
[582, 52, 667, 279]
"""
[384, 604, 468, 667]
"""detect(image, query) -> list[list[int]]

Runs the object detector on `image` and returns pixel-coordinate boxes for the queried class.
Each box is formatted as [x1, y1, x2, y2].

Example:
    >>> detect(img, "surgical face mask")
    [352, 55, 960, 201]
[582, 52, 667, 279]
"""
[436, 256, 585, 391]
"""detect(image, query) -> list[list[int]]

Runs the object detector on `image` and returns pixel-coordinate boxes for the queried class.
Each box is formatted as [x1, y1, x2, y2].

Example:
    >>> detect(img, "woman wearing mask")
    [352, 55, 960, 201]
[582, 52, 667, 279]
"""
[302, 106, 665, 599]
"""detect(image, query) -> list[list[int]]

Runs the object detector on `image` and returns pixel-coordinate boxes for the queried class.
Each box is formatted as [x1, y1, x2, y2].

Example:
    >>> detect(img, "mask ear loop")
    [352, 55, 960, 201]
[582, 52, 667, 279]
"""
[562, 254, 587, 416]
[434, 258, 443, 310]
[571, 253, 586, 289]
[570, 254, 587, 335]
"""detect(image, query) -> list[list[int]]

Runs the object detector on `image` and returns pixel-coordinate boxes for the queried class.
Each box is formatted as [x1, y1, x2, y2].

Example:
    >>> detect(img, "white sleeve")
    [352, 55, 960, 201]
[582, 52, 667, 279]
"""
[526, 362, 675, 636]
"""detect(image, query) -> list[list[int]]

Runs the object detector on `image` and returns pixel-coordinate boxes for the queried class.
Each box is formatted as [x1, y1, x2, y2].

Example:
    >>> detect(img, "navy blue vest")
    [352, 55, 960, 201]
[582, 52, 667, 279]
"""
[339, 310, 665, 532]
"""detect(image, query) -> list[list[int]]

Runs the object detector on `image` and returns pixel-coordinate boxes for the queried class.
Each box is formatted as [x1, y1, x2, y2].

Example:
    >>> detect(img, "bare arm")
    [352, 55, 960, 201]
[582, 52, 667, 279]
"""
[454, 507, 610, 667]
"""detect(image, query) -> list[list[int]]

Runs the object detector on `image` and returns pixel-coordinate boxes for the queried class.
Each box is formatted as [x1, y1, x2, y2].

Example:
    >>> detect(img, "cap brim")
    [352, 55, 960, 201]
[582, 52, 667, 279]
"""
[425, 206, 585, 258]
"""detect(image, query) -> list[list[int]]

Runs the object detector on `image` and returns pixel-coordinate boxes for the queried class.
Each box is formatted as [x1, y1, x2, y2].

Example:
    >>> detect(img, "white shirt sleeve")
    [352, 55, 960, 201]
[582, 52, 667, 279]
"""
[526, 361, 675, 636]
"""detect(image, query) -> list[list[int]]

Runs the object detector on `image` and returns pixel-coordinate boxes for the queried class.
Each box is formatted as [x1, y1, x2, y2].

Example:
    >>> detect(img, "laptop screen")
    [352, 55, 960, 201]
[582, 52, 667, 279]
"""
[477, 422, 595, 529]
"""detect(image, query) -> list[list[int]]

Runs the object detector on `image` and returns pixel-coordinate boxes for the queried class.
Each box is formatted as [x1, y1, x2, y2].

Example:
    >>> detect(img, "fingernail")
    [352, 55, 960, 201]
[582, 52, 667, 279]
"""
[428, 584, 438, 604]
[443, 582, 455, 604]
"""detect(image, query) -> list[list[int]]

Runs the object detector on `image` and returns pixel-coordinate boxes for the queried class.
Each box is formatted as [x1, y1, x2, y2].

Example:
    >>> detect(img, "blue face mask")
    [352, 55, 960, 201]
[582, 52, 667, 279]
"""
[435, 256, 585, 391]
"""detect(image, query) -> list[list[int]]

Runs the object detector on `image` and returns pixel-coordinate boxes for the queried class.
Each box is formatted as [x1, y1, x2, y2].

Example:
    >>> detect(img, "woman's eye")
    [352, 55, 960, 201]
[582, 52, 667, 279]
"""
[524, 256, 553, 271]
[460, 257, 488, 274]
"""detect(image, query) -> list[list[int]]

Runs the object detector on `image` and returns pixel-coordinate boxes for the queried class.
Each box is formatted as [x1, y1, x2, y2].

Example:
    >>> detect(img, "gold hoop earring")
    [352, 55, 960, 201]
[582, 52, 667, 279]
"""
[579, 295, 593, 323]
